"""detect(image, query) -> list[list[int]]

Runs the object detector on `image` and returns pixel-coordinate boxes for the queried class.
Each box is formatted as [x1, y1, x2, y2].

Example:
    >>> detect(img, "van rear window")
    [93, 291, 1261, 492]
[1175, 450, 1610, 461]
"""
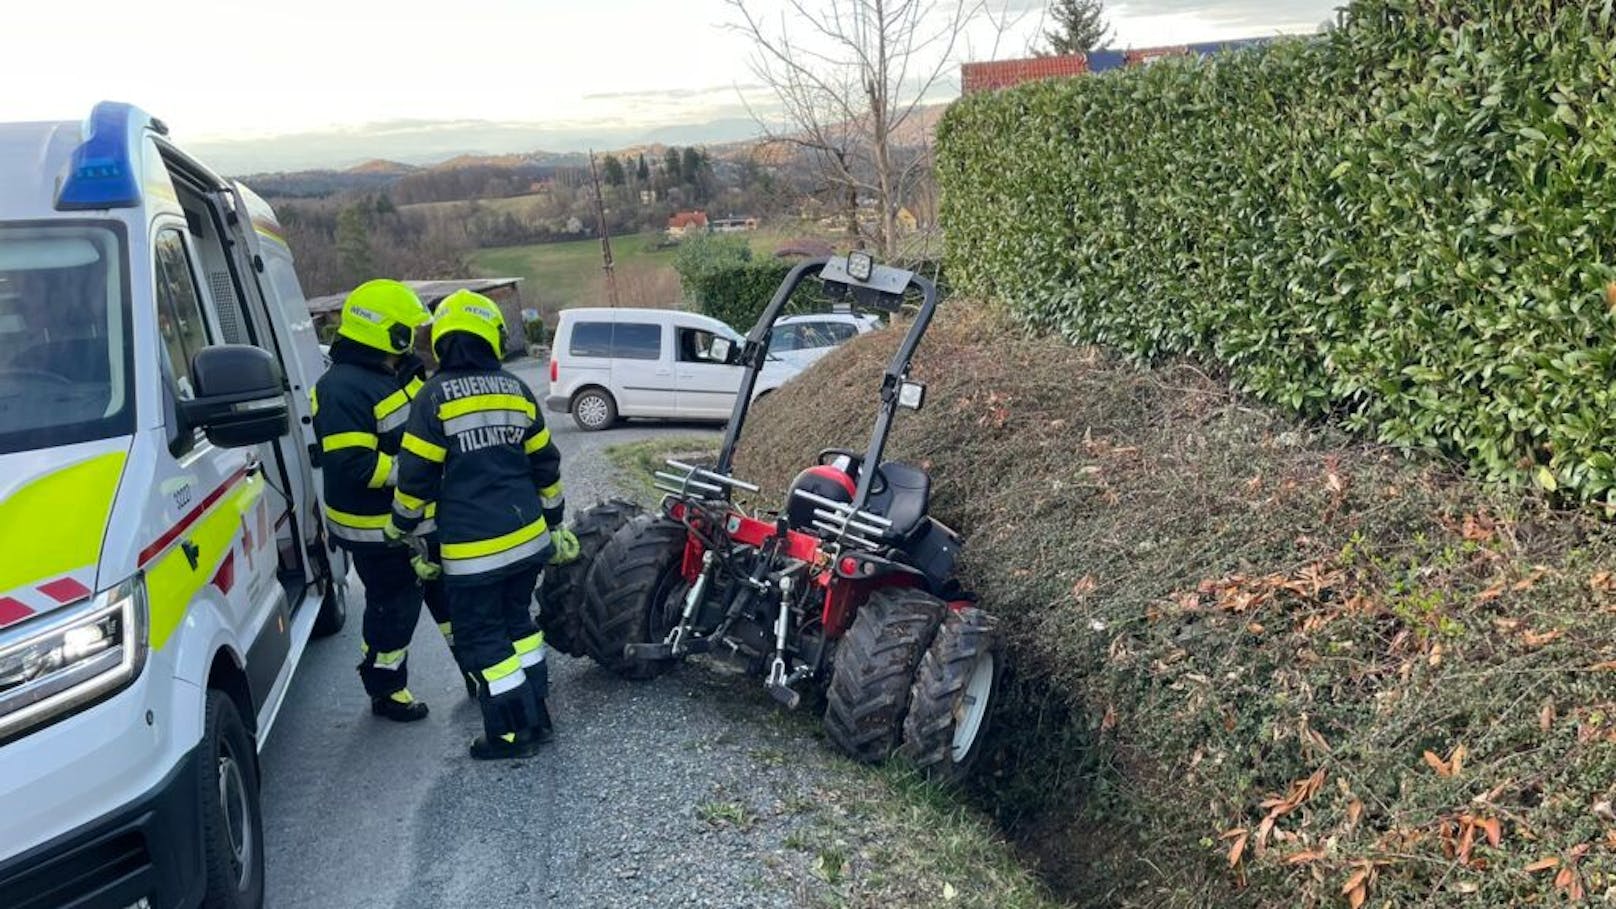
[570, 321, 662, 361]
[570, 322, 613, 357]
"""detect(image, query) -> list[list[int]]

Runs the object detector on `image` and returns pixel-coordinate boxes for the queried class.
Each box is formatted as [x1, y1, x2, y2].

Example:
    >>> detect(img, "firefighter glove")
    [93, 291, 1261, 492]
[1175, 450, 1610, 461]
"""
[550, 528, 581, 565]
[411, 555, 443, 581]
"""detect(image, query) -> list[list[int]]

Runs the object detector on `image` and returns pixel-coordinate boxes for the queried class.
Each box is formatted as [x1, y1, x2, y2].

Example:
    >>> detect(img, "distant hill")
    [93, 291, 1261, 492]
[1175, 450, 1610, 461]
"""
[348, 159, 419, 175]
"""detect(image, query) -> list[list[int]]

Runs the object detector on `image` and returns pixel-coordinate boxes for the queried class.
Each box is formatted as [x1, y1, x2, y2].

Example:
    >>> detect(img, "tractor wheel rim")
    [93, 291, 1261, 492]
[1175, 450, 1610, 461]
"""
[950, 650, 995, 763]
[218, 747, 253, 888]
[578, 397, 608, 427]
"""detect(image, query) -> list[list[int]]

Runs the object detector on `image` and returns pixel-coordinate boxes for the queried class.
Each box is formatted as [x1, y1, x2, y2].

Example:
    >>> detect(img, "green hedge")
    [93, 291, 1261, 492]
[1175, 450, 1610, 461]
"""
[939, 0, 1616, 501]
[683, 259, 951, 330]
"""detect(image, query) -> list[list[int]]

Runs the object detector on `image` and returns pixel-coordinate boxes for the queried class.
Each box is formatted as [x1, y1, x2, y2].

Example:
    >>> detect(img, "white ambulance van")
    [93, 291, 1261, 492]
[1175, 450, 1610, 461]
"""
[0, 101, 347, 908]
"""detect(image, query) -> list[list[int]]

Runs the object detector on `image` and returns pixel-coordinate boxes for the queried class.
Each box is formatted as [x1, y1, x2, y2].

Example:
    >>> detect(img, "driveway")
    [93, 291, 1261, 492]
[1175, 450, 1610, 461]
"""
[259, 361, 844, 908]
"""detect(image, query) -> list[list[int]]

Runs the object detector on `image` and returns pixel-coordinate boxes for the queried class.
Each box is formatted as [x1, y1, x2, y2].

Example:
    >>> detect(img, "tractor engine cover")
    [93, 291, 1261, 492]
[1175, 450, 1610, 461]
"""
[786, 464, 856, 531]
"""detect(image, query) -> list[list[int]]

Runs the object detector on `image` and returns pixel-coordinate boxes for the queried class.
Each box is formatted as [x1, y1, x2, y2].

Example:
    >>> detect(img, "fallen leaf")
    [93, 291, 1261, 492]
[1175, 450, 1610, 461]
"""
[1071, 575, 1098, 600]
[1536, 466, 1558, 492]
[1424, 750, 1452, 777]
[1428, 641, 1443, 667]
[1461, 511, 1495, 542]
[1286, 850, 1326, 865]
[1256, 815, 1275, 850]
[1341, 867, 1370, 894]
[1589, 571, 1616, 593]
[1524, 856, 1560, 873]
[942, 882, 958, 901]
[1100, 704, 1118, 733]
[1223, 828, 1249, 868]
[1476, 584, 1505, 604]
[1247, 622, 1266, 635]
[1481, 816, 1502, 848]
[1539, 701, 1555, 732]
[1346, 799, 1364, 829]
[1521, 628, 1564, 648]
[1591, 660, 1616, 672]
[1450, 744, 1467, 776]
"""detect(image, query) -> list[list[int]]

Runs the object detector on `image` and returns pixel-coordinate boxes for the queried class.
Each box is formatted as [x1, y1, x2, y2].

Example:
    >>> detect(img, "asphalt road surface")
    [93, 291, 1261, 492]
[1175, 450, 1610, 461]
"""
[260, 361, 844, 908]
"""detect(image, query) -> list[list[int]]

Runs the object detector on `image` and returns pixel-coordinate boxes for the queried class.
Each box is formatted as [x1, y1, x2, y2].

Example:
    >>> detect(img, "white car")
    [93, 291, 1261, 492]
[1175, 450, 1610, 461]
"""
[768, 312, 880, 368]
[546, 308, 802, 431]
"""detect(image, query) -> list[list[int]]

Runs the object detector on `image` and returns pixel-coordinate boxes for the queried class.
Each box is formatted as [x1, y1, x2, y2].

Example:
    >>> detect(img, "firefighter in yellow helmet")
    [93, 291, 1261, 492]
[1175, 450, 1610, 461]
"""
[388, 291, 579, 759]
[311, 279, 459, 722]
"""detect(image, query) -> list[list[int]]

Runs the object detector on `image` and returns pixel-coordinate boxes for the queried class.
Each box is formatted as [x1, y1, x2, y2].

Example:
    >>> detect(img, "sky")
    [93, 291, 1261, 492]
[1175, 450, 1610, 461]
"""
[0, 0, 1341, 171]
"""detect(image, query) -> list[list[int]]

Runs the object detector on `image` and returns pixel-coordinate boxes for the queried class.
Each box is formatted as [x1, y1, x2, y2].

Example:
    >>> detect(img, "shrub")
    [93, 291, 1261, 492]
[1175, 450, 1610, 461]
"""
[937, 0, 1616, 503]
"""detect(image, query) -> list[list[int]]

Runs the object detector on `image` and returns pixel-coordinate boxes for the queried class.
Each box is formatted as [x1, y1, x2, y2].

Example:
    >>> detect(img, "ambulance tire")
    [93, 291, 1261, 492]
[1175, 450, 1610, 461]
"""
[312, 550, 349, 638]
[200, 690, 265, 909]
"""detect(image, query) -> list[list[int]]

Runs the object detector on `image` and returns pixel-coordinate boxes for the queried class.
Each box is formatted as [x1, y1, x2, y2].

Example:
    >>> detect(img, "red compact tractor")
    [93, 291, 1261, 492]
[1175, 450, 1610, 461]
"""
[547, 254, 1001, 780]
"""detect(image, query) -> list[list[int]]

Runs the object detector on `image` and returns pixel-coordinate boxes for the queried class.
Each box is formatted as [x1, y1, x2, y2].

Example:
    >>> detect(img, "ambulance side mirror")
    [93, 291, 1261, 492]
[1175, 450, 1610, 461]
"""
[180, 345, 290, 448]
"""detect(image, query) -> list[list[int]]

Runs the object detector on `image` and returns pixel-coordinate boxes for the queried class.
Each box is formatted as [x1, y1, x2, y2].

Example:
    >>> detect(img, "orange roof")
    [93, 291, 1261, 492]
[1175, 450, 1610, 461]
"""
[961, 55, 1089, 93]
[668, 210, 709, 229]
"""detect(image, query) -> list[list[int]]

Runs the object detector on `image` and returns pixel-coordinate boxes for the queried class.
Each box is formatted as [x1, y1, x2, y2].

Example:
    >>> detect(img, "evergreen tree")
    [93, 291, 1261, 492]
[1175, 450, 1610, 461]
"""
[1042, 0, 1111, 55]
[335, 205, 373, 285]
[636, 153, 650, 183]
[681, 147, 703, 185]
[663, 147, 683, 182]
[602, 154, 626, 186]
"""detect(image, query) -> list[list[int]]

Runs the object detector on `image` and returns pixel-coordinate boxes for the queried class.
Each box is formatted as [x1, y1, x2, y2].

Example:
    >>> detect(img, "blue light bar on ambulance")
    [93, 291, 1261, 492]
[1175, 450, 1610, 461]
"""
[55, 102, 145, 211]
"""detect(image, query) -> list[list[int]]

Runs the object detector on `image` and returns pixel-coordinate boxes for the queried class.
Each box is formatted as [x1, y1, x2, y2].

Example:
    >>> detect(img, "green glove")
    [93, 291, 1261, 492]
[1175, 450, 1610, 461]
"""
[411, 555, 442, 581]
[550, 527, 581, 565]
[383, 520, 405, 545]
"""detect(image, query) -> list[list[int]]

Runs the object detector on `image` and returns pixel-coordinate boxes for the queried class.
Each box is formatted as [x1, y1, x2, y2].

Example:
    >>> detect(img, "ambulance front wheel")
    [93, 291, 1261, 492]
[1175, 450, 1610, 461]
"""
[200, 690, 265, 908]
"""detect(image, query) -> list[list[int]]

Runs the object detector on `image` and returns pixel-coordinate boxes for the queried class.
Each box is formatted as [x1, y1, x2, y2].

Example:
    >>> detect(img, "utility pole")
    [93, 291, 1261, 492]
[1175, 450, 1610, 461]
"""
[588, 149, 620, 308]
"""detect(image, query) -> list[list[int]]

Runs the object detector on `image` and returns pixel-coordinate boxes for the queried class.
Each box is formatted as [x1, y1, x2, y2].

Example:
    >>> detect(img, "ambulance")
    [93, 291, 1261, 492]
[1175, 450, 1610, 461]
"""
[0, 101, 346, 908]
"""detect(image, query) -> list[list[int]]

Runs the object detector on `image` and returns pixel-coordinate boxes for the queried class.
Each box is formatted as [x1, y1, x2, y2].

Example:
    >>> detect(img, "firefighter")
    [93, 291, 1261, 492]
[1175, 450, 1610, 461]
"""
[312, 279, 455, 721]
[389, 290, 579, 760]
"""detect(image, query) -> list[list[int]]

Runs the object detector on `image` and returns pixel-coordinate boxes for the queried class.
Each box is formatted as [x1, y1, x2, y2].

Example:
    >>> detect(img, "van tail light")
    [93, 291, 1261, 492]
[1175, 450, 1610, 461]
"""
[549, 359, 559, 383]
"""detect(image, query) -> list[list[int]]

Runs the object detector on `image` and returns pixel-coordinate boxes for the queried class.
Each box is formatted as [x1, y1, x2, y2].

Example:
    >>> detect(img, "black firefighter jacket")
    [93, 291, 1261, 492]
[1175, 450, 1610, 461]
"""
[311, 339, 426, 551]
[390, 335, 564, 581]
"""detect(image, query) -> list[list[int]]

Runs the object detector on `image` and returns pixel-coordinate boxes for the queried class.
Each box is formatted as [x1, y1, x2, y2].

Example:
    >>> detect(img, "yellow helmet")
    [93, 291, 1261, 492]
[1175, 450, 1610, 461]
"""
[431, 290, 507, 359]
[337, 279, 431, 354]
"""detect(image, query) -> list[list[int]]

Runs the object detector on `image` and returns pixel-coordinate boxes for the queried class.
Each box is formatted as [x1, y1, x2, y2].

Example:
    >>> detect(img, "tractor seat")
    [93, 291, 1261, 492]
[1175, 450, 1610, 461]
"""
[865, 461, 930, 543]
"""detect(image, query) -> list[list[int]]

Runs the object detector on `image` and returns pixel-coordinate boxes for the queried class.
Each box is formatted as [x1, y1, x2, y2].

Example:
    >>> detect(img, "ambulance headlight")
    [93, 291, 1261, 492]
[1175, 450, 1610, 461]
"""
[0, 575, 148, 741]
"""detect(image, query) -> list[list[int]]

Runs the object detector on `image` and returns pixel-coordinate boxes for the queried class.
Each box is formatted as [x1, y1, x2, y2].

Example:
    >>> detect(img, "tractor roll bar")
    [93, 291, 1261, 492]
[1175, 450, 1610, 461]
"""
[713, 255, 941, 518]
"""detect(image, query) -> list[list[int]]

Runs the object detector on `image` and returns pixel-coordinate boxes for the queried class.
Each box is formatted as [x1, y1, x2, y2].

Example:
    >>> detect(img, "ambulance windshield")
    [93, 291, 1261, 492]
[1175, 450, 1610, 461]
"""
[0, 223, 133, 454]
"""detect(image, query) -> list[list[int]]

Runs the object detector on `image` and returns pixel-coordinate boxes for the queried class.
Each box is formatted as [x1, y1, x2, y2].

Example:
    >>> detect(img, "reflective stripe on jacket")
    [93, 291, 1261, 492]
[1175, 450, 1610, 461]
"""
[392, 367, 564, 579]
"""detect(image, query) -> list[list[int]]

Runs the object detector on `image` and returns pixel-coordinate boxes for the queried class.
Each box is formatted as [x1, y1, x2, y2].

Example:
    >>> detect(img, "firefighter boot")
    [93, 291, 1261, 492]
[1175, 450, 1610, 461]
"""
[470, 729, 542, 761]
[371, 689, 430, 722]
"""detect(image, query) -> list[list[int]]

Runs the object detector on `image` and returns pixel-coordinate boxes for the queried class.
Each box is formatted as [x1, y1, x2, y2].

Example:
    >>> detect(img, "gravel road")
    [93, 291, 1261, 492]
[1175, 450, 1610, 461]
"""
[260, 360, 853, 908]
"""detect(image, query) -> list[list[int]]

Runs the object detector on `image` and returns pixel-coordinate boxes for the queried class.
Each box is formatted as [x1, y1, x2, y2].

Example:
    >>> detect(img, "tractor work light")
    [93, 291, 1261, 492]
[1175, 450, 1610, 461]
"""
[55, 102, 145, 211]
[847, 250, 874, 282]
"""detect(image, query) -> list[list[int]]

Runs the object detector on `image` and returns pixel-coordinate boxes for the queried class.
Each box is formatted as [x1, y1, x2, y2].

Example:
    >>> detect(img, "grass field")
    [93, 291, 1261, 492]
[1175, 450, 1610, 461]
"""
[470, 232, 680, 315]
[468, 227, 831, 319]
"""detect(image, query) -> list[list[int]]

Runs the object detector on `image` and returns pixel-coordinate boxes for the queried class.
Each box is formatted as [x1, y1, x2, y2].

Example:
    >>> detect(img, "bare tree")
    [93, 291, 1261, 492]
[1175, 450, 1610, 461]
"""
[728, 0, 996, 260]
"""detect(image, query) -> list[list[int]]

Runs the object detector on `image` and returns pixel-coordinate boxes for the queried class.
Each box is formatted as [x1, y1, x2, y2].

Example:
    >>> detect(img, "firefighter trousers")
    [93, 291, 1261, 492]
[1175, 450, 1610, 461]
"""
[448, 559, 547, 741]
[352, 547, 451, 698]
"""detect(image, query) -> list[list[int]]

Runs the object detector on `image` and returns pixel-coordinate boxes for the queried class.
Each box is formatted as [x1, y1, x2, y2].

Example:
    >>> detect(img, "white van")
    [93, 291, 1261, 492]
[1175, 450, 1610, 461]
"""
[0, 102, 343, 908]
[546, 307, 802, 431]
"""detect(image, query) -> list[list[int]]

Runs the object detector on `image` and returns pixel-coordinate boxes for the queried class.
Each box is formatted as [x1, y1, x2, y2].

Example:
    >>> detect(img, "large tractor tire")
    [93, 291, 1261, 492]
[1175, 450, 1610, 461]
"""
[823, 587, 944, 763]
[536, 499, 645, 657]
[900, 607, 1003, 783]
[581, 515, 688, 680]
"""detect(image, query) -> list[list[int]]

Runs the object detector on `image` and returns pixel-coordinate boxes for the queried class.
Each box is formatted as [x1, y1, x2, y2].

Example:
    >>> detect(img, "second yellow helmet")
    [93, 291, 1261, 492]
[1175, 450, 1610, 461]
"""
[430, 290, 507, 359]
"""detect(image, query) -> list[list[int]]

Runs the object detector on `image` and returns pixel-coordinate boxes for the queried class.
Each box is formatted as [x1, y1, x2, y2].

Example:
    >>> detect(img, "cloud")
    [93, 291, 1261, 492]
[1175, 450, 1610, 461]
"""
[1114, 0, 1340, 29]
[584, 83, 767, 102]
